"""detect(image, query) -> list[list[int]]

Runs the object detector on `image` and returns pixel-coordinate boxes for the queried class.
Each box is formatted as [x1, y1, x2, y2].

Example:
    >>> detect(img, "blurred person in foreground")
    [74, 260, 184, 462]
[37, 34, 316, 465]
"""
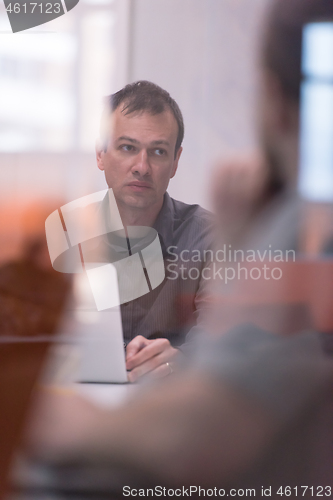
[95, 81, 213, 382]
[25, 0, 333, 494]
[0, 204, 71, 498]
[212, 0, 330, 248]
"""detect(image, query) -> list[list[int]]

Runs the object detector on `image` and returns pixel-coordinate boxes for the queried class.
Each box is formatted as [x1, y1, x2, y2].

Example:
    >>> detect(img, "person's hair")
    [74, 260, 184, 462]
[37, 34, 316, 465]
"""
[101, 81, 184, 157]
[262, 0, 333, 102]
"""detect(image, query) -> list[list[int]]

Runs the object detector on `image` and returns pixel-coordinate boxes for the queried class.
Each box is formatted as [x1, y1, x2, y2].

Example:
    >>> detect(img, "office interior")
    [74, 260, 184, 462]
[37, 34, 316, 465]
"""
[0, 0, 269, 262]
[0, 0, 333, 497]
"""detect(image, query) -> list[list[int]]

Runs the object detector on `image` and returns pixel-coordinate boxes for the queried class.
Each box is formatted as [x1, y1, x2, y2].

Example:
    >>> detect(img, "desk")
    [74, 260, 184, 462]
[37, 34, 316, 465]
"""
[75, 382, 137, 408]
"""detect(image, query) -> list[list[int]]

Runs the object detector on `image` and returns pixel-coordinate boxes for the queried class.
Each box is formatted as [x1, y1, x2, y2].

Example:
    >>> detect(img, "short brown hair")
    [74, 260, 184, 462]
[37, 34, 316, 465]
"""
[102, 81, 184, 157]
[262, 0, 333, 102]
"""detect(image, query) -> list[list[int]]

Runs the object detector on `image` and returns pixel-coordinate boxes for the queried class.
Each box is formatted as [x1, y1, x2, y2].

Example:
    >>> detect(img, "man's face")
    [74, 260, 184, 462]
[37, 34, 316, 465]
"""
[96, 107, 182, 212]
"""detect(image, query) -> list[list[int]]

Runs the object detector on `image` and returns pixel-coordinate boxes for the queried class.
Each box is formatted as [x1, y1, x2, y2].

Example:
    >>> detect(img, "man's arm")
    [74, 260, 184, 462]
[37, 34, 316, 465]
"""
[26, 371, 274, 487]
[26, 328, 333, 487]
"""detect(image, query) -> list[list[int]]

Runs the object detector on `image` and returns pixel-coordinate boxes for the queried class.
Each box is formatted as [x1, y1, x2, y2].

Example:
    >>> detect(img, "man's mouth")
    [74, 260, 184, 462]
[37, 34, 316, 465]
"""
[127, 182, 152, 191]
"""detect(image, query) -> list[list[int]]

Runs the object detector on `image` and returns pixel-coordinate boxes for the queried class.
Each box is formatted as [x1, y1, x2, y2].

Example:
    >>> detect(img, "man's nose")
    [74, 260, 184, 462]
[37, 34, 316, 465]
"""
[132, 150, 151, 176]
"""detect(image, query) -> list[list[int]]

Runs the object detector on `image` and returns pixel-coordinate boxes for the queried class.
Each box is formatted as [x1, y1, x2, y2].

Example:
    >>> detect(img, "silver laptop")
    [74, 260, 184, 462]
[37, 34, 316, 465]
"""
[63, 269, 128, 384]
[76, 309, 128, 384]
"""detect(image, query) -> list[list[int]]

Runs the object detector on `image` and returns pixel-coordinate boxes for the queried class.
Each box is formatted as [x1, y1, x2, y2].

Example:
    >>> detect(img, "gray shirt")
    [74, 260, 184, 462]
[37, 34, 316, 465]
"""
[119, 193, 214, 345]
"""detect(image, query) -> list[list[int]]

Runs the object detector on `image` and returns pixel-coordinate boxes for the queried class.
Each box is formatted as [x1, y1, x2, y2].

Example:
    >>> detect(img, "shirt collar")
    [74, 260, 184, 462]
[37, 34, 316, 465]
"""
[100, 190, 175, 257]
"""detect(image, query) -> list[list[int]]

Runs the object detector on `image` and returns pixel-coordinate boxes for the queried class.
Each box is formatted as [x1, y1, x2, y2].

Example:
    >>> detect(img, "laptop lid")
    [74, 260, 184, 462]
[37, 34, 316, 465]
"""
[63, 265, 128, 384]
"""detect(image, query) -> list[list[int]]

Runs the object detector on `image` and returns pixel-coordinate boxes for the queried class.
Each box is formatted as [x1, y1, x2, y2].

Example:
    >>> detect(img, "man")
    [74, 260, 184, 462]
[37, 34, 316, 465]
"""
[26, 0, 333, 492]
[95, 81, 213, 382]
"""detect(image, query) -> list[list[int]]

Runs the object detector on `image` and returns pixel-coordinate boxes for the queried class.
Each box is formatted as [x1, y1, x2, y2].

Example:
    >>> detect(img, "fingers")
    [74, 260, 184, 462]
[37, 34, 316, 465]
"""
[128, 357, 174, 383]
[126, 338, 168, 369]
[145, 362, 174, 379]
[125, 335, 150, 360]
[126, 339, 179, 383]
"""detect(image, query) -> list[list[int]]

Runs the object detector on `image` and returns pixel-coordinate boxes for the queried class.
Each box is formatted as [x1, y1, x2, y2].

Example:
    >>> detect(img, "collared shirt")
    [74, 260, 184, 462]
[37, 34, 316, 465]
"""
[84, 192, 214, 346]
[119, 193, 214, 346]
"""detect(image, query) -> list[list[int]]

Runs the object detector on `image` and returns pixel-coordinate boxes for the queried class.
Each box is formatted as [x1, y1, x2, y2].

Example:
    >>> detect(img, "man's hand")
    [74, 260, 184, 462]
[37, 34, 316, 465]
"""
[211, 152, 269, 244]
[126, 336, 180, 383]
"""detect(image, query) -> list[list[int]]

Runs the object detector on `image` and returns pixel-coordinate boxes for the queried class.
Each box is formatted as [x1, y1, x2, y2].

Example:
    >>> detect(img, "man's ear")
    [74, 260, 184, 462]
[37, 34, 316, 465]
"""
[171, 146, 182, 179]
[96, 140, 105, 171]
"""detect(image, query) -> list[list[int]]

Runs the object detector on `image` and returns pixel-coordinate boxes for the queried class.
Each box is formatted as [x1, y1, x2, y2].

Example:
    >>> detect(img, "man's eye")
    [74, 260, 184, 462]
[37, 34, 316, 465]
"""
[121, 145, 135, 152]
[154, 149, 166, 156]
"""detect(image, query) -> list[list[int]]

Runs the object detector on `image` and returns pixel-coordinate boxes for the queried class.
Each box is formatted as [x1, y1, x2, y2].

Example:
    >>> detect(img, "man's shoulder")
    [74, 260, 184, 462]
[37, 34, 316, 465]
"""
[169, 196, 214, 227]
[155, 193, 215, 250]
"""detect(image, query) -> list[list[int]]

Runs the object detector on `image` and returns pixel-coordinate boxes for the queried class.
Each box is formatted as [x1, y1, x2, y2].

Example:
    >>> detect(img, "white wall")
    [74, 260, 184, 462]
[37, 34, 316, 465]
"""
[0, 152, 103, 205]
[0, 0, 270, 212]
[128, 0, 269, 209]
